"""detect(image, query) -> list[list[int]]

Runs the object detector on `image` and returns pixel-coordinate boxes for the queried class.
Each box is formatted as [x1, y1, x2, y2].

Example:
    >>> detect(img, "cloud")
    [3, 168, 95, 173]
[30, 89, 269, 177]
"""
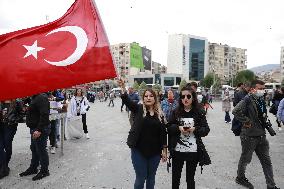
[1, 0, 284, 69]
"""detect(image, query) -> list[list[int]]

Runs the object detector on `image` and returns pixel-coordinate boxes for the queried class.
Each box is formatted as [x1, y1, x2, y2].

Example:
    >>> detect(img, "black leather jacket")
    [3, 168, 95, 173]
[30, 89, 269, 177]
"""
[26, 93, 50, 132]
[0, 100, 24, 127]
[168, 108, 211, 166]
[121, 92, 167, 149]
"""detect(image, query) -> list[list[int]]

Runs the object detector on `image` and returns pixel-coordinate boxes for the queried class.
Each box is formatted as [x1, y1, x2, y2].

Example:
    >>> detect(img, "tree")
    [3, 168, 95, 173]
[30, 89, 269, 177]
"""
[139, 81, 147, 91]
[133, 81, 140, 91]
[234, 70, 255, 85]
[178, 79, 187, 91]
[152, 83, 162, 92]
[202, 72, 214, 88]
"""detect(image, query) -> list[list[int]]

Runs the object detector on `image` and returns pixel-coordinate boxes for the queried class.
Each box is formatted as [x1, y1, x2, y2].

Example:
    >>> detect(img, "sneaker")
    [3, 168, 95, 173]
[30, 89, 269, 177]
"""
[85, 133, 90, 139]
[235, 176, 254, 189]
[32, 171, 50, 181]
[19, 168, 38, 177]
[50, 147, 56, 154]
[229, 121, 232, 124]
[278, 127, 282, 132]
[268, 186, 280, 189]
[225, 121, 228, 123]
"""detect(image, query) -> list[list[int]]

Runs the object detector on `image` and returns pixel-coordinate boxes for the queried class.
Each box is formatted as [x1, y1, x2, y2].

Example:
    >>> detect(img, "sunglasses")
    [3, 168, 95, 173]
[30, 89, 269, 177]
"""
[181, 94, 192, 99]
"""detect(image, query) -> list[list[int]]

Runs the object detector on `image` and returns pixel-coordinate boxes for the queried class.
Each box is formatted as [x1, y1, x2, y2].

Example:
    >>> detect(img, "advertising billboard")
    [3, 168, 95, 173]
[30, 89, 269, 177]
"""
[130, 43, 144, 69]
[142, 47, 152, 71]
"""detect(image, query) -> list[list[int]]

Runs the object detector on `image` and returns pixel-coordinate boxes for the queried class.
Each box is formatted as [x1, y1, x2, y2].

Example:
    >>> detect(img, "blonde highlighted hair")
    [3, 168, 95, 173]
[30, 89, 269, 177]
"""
[142, 89, 167, 124]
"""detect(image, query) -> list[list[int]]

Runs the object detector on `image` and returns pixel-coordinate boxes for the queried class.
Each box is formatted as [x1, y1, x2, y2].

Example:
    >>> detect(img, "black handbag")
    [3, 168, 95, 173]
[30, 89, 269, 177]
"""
[198, 141, 211, 166]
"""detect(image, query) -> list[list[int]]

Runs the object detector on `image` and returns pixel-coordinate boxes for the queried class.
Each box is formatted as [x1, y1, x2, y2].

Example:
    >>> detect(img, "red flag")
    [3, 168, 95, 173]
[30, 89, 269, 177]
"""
[0, 0, 117, 101]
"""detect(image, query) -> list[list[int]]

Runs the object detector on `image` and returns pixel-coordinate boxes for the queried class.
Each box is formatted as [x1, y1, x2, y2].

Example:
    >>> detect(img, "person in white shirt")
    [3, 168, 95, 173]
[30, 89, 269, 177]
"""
[70, 88, 90, 139]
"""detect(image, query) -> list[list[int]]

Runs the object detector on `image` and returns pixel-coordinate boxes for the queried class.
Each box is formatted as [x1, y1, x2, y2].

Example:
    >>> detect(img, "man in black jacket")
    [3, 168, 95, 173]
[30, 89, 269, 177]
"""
[19, 93, 51, 181]
[233, 80, 279, 189]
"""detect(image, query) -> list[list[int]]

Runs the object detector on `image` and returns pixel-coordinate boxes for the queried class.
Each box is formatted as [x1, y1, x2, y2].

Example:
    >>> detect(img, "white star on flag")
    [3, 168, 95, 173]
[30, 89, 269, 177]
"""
[23, 40, 45, 59]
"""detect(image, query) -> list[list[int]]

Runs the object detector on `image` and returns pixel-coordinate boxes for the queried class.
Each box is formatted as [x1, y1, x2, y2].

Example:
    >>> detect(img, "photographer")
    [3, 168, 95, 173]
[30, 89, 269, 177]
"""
[0, 99, 23, 179]
[232, 80, 279, 189]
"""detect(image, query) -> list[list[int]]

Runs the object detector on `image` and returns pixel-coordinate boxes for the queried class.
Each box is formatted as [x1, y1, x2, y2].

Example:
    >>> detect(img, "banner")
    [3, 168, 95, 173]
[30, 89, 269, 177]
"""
[142, 47, 151, 71]
[0, 0, 116, 101]
[130, 43, 144, 69]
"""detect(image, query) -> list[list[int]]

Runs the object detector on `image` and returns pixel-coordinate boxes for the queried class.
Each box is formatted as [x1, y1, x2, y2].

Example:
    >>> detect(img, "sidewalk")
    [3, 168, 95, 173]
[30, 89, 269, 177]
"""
[1, 99, 283, 189]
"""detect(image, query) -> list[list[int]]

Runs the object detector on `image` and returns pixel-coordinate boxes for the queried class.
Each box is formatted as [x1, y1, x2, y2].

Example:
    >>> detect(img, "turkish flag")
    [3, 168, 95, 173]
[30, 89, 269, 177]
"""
[0, 0, 117, 101]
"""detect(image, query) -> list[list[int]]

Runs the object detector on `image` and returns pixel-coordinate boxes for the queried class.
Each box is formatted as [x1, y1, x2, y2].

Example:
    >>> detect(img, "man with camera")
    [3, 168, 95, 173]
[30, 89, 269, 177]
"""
[232, 80, 279, 189]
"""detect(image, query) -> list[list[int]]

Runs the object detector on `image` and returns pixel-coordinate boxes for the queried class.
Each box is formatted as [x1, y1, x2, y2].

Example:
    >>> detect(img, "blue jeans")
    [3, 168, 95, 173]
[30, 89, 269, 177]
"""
[131, 148, 161, 189]
[225, 111, 231, 122]
[30, 127, 50, 172]
[0, 125, 17, 170]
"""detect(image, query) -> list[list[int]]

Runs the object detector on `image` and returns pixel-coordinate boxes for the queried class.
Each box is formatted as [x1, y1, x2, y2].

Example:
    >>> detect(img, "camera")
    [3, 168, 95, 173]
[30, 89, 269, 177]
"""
[264, 119, 276, 136]
[262, 114, 276, 136]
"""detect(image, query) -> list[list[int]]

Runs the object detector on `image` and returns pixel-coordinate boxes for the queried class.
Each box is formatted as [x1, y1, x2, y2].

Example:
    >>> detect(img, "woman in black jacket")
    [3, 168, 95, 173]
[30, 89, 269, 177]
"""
[118, 79, 167, 189]
[168, 86, 210, 189]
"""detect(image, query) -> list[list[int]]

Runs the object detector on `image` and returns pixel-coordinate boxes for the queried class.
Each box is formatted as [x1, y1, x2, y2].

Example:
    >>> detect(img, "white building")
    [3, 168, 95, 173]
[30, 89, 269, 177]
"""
[209, 43, 247, 85]
[128, 73, 183, 89]
[167, 34, 209, 81]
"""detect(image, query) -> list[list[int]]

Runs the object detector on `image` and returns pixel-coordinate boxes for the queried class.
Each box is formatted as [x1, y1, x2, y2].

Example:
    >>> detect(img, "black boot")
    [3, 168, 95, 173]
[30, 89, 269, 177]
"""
[19, 167, 38, 177]
[0, 166, 10, 179]
[32, 170, 50, 181]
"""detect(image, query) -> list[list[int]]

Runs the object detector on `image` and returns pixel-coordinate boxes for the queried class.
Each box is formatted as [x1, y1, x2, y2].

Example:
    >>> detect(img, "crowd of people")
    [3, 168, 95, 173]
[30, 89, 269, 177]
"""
[0, 79, 282, 189]
[117, 79, 280, 189]
[0, 88, 92, 181]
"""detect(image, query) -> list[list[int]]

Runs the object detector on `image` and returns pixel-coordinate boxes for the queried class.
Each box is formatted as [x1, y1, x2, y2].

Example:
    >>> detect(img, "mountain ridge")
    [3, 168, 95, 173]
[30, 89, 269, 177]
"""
[249, 64, 280, 73]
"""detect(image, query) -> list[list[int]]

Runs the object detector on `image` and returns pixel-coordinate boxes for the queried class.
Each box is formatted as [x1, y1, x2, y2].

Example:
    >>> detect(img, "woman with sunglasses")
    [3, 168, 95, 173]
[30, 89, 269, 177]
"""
[117, 79, 167, 189]
[168, 86, 210, 189]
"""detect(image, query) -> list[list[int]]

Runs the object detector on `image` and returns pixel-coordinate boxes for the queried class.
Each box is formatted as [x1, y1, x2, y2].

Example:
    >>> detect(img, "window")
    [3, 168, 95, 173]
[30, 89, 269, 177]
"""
[164, 77, 174, 86]
[176, 77, 181, 85]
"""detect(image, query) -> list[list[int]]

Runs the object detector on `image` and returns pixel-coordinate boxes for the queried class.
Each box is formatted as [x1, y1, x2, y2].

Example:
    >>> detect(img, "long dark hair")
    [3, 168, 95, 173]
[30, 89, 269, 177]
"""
[75, 88, 84, 97]
[175, 86, 200, 118]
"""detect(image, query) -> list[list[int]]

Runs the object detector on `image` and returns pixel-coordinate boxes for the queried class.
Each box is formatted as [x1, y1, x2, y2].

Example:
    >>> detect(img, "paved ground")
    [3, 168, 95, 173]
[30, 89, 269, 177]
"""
[1, 98, 284, 189]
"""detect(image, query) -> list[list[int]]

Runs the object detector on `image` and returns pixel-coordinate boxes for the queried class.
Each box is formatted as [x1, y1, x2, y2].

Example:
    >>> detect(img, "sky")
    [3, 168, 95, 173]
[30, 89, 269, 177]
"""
[1, 0, 284, 69]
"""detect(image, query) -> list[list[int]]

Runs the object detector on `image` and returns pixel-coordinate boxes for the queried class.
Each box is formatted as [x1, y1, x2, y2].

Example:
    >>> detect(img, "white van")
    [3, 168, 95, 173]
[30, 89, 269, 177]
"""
[111, 88, 122, 96]
[264, 83, 281, 93]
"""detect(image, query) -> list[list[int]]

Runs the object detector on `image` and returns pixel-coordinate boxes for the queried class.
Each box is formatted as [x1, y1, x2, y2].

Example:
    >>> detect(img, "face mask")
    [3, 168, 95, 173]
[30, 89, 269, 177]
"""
[255, 90, 265, 97]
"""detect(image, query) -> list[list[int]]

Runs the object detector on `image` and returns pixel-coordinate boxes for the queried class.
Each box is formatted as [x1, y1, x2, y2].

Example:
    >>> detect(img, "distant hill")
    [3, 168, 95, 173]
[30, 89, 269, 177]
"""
[249, 64, 280, 73]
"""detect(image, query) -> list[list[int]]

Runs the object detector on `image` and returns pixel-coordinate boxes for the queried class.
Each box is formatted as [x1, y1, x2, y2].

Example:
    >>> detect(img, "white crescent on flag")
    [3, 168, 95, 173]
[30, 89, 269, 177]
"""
[44, 26, 88, 66]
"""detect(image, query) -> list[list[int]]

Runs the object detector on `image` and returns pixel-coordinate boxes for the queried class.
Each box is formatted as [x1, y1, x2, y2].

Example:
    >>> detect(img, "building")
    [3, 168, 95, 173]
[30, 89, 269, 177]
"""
[128, 73, 182, 89]
[209, 43, 247, 85]
[280, 47, 284, 82]
[110, 43, 152, 82]
[152, 61, 167, 74]
[167, 34, 209, 81]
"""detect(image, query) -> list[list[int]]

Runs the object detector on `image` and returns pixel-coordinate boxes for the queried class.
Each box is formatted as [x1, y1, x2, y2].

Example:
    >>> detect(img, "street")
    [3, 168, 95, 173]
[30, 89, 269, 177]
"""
[1, 98, 284, 189]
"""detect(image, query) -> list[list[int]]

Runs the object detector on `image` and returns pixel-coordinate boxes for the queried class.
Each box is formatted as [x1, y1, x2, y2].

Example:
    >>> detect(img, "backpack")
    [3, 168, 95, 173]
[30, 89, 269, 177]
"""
[231, 96, 250, 136]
